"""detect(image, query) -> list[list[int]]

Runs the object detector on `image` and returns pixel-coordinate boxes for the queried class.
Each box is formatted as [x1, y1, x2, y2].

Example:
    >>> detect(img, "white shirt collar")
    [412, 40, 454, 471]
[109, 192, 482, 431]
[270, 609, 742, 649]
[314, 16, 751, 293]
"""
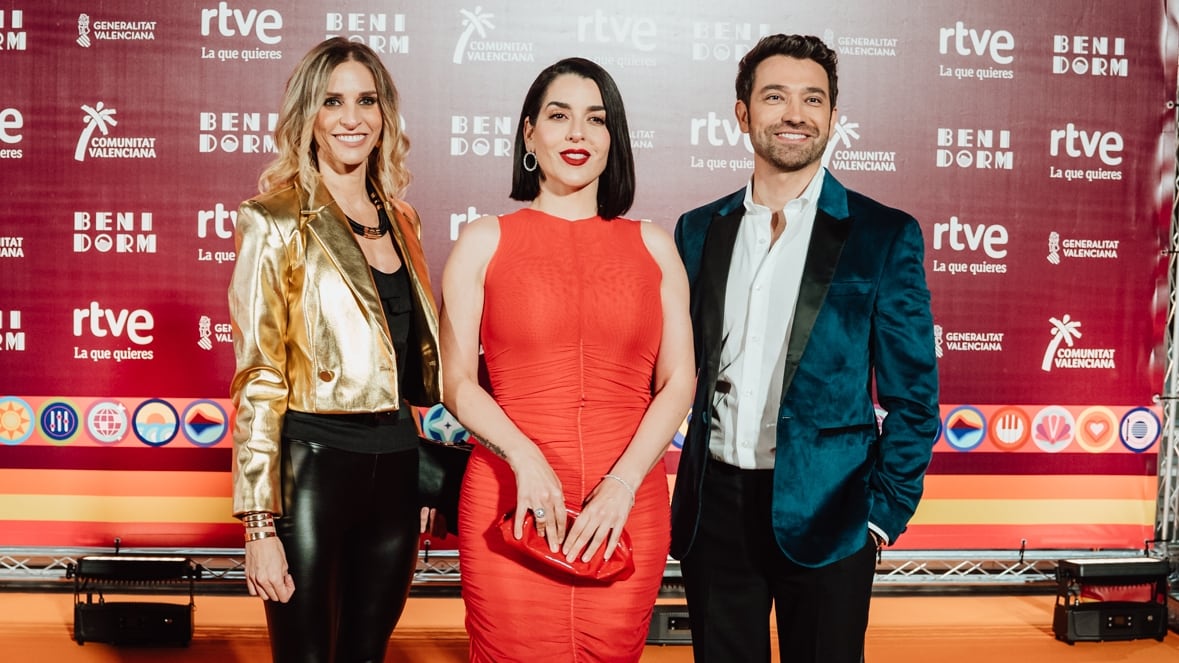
[741, 167, 826, 216]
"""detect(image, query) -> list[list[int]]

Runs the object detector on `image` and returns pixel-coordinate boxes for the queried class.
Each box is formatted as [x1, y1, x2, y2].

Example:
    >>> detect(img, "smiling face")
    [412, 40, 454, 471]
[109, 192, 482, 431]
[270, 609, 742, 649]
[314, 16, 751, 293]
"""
[737, 54, 836, 175]
[313, 59, 382, 177]
[523, 73, 610, 198]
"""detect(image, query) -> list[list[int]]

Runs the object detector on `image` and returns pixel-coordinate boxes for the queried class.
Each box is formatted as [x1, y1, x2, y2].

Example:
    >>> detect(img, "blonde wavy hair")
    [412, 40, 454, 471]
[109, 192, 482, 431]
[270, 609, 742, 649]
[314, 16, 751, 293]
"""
[259, 37, 410, 204]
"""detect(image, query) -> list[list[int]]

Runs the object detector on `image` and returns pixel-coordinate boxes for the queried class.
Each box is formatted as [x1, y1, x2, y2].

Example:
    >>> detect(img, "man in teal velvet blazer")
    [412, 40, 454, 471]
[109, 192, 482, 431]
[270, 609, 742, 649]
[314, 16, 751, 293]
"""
[670, 35, 939, 663]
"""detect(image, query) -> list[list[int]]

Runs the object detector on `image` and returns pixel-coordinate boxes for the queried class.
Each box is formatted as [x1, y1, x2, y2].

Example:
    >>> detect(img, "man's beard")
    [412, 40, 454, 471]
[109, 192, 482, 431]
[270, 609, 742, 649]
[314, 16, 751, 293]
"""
[753, 123, 828, 172]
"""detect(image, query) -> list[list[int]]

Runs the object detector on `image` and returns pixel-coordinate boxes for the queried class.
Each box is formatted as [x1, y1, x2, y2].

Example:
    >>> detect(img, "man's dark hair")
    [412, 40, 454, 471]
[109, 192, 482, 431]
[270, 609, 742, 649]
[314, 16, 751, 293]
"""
[735, 34, 839, 109]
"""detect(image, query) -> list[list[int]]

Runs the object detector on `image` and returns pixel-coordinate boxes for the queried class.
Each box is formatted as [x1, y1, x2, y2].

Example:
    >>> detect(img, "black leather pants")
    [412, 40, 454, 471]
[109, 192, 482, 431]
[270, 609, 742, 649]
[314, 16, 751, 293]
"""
[265, 438, 420, 663]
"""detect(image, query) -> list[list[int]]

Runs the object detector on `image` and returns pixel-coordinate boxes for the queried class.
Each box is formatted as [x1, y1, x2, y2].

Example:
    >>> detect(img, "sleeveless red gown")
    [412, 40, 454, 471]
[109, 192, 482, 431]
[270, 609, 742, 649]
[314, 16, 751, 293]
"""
[458, 209, 670, 662]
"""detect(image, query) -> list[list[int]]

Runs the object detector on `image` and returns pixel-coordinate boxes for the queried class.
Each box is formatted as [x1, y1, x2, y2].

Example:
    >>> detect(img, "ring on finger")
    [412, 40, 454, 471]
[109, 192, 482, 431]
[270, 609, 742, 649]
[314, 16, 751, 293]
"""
[534, 507, 546, 520]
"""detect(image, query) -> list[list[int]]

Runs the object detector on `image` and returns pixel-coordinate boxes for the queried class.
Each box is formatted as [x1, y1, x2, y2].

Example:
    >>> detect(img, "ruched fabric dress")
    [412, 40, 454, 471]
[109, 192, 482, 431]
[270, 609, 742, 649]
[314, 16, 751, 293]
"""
[458, 208, 670, 663]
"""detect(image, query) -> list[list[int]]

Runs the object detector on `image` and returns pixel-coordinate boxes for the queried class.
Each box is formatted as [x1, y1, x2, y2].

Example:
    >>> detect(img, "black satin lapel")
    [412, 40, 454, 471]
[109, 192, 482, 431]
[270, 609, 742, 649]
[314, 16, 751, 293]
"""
[693, 209, 742, 377]
[781, 211, 853, 392]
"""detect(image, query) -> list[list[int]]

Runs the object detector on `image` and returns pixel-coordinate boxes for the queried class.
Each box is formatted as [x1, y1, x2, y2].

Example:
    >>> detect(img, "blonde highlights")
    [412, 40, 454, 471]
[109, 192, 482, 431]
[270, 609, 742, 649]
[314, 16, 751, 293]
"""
[259, 37, 410, 202]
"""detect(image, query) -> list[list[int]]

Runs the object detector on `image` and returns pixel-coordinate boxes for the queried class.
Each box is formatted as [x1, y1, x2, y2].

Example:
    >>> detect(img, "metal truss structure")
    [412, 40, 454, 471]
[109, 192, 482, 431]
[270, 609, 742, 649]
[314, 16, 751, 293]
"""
[0, 544, 1169, 596]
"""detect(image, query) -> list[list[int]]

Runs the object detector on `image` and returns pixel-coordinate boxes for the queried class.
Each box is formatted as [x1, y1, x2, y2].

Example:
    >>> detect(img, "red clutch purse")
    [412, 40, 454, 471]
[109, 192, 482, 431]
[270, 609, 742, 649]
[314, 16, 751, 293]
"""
[498, 506, 635, 581]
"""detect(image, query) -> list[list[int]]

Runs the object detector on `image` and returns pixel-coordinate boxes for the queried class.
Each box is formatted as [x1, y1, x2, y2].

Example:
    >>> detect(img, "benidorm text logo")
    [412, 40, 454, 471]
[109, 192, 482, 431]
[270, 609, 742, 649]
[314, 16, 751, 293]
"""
[74, 211, 156, 254]
[0, 310, 25, 352]
[1053, 35, 1127, 76]
[325, 12, 407, 54]
[74, 103, 158, 161]
[693, 21, 770, 61]
[0, 9, 27, 51]
[936, 128, 1012, 169]
[1041, 314, 1115, 372]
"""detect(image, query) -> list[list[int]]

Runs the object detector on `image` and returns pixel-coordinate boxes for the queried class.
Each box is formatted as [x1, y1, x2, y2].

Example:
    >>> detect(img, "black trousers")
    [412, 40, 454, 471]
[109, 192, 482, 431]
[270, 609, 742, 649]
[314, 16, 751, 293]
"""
[265, 439, 420, 663]
[680, 460, 877, 663]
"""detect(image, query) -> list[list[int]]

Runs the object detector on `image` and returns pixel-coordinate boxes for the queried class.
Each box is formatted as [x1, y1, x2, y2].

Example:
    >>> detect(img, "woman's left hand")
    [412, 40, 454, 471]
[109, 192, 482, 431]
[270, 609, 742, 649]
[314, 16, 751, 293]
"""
[561, 476, 633, 564]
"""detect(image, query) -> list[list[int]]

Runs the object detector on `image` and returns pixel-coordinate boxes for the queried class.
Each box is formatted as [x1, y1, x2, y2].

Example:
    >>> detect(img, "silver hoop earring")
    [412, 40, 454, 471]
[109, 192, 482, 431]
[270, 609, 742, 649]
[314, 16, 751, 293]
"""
[522, 150, 538, 172]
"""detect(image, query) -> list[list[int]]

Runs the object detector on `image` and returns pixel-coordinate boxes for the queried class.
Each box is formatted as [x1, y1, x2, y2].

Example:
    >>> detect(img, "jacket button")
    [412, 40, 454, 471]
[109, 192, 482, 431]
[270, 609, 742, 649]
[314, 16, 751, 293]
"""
[318, 370, 334, 381]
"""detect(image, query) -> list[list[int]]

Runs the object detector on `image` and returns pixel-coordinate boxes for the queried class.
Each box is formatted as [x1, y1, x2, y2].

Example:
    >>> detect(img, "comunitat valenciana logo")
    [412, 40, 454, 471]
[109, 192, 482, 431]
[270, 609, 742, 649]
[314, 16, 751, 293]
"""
[822, 115, 896, 173]
[1041, 314, 1115, 372]
[452, 7, 534, 64]
[74, 102, 157, 161]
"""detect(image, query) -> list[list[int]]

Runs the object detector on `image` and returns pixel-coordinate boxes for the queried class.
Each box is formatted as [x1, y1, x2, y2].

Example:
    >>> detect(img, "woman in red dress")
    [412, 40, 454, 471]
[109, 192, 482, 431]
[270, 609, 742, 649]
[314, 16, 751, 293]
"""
[439, 57, 695, 662]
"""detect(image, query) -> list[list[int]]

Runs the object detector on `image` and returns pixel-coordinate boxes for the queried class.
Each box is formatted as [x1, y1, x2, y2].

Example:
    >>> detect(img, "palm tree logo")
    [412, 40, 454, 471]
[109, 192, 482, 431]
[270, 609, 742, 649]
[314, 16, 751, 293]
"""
[453, 7, 495, 64]
[822, 115, 859, 167]
[1041, 314, 1082, 372]
[75, 102, 118, 161]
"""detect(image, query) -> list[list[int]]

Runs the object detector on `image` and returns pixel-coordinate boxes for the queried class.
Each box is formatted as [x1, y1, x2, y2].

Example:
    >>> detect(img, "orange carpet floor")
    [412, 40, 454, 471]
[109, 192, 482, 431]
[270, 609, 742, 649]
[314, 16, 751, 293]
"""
[0, 592, 1176, 662]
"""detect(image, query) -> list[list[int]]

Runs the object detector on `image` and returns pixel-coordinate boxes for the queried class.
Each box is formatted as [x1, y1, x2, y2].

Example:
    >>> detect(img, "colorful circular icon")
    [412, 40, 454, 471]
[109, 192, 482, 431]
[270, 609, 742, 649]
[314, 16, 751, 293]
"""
[86, 400, 129, 444]
[0, 396, 35, 445]
[418, 403, 471, 444]
[943, 405, 985, 452]
[133, 398, 179, 447]
[988, 406, 1030, 451]
[1074, 406, 1117, 453]
[1031, 406, 1075, 453]
[181, 400, 228, 447]
[1119, 407, 1160, 453]
[40, 400, 81, 445]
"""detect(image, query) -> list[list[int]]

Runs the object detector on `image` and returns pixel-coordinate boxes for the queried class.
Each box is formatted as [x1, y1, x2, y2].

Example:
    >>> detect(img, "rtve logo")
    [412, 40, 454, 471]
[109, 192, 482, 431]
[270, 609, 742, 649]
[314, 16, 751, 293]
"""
[73, 301, 154, 345]
[0, 108, 22, 144]
[577, 10, 655, 51]
[201, 2, 282, 44]
[938, 21, 1014, 64]
[0, 9, 27, 51]
[690, 112, 752, 152]
[933, 217, 1009, 259]
[198, 203, 238, 239]
[1049, 124, 1123, 166]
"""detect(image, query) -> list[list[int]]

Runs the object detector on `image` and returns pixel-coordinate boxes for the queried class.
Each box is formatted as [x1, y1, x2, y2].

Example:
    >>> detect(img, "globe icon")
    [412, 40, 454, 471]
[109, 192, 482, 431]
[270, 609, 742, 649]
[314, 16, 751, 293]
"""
[88, 402, 127, 443]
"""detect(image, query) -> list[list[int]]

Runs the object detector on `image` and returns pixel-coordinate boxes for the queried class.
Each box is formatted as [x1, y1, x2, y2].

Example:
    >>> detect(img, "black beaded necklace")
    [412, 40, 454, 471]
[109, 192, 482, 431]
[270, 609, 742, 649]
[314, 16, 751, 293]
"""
[346, 185, 392, 240]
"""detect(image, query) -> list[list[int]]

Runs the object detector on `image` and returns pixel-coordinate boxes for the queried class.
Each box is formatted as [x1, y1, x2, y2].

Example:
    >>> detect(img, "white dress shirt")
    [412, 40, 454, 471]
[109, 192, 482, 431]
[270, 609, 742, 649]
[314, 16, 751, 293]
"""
[708, 168, 826, 469]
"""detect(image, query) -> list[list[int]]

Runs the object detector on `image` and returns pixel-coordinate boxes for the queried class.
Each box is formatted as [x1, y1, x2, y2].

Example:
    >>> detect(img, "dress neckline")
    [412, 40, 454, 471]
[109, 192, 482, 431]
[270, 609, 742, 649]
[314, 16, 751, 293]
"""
[523, 207, 602, 224]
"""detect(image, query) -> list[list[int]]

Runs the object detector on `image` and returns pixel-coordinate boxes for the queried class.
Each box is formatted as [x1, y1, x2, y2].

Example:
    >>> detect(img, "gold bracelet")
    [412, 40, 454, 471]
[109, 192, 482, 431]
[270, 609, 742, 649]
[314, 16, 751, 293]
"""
[241, 511, 273, 523]
[244, 530, 277, 543]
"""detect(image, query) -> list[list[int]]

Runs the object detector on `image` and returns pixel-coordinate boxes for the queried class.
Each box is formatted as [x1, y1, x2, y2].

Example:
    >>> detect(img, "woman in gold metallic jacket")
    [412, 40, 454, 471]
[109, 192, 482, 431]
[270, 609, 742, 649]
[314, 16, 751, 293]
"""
[227, 37, 441, 662]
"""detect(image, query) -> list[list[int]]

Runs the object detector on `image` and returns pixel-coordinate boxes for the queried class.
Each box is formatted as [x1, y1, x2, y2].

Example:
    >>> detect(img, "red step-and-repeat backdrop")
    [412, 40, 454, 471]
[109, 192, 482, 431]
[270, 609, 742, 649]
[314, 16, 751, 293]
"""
[1, 1, 1175, 551]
